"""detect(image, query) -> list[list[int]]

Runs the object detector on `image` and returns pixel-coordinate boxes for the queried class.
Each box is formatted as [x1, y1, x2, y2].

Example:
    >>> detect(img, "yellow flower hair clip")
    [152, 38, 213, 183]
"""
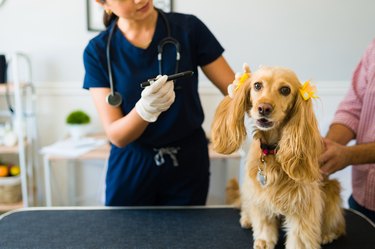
[299, 80, 318, 101]
[234, 73, 249, 91]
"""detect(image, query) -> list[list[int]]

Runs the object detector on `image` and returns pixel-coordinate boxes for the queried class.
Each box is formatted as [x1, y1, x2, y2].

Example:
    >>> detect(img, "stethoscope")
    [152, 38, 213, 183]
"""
[106, 9, 181, 107]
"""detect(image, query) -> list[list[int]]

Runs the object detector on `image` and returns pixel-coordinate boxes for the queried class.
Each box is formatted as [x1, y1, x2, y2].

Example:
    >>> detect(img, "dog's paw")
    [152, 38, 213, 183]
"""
[254, 239, 274, 249]
[254, 239, 266, 249]
[240, 215, 252, 229]
[321, 232, 340, 245]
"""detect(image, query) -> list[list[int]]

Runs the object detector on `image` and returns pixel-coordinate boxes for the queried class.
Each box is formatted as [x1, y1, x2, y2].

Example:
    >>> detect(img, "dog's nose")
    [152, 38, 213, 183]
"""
[258, 103, 273, 116]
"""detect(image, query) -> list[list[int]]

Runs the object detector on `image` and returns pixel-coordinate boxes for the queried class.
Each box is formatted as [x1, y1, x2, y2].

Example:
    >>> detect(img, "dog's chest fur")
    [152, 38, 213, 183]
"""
[247, 141, 320, 215]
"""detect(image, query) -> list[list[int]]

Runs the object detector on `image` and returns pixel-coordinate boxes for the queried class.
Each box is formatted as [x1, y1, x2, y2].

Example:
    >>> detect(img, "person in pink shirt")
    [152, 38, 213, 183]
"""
[319, 38, 375, 223]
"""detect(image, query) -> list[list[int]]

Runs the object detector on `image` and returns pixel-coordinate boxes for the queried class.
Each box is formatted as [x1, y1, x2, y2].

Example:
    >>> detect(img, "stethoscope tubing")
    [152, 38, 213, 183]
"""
[105, 8, 180, 107]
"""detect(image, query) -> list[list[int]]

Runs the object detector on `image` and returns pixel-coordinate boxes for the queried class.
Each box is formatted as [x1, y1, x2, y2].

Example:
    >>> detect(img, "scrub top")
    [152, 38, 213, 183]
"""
[83, 11, 225, 206]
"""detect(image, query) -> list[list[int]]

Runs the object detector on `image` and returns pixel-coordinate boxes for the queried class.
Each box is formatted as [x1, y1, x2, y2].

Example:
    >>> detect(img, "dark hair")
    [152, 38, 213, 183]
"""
[103, 11, 118, 27]
[98, 0, 117, 27]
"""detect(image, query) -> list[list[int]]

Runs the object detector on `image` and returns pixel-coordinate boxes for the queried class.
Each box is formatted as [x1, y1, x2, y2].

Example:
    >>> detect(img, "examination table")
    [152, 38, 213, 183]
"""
[0, 206, 374, 248]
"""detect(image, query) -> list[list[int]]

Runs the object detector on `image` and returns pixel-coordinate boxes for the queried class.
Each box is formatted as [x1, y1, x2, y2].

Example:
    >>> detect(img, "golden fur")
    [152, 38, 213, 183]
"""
[212, 66, 345, 249]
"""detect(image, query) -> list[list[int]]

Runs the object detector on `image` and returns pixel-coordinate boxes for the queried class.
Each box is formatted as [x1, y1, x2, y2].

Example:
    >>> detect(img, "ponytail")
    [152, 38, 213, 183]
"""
[103, 11, 117, 27]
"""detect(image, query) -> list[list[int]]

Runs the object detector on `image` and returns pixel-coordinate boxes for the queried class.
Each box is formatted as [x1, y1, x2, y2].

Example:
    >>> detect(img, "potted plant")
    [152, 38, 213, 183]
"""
[66, 110, 91, 139]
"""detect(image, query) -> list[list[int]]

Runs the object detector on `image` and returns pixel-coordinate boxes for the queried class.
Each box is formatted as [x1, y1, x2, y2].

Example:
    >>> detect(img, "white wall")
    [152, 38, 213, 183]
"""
[1, 0, 370, 206]
[1, 0, 374, 83]
[175, 0, 375, 82]
[0, 1, 89, 82]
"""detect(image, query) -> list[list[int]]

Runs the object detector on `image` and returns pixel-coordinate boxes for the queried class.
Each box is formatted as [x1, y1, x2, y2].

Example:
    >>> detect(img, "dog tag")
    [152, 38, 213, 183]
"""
[257, 169, 267, 186]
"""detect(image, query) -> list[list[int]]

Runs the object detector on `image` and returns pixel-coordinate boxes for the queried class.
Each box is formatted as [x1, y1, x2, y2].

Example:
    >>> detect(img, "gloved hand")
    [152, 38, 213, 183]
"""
[135, 75, 175, 122]
[227, 63, 251, 98]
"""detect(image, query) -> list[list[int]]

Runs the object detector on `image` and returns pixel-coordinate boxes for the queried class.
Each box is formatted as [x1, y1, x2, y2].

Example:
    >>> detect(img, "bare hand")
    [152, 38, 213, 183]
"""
[319, 138, 350, 175]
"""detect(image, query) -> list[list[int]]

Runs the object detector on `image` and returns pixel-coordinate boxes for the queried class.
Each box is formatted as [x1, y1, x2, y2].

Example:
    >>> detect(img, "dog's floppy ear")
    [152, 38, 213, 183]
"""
[211, 82, 252, 154]
[277, 87, 322, 182]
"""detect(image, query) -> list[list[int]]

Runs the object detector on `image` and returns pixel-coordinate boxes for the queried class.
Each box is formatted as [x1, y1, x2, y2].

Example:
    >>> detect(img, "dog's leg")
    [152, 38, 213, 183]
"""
[284, 199, 322, 249]
[240, 208, 252, 228]
[239, 191, 252, 229]
[284, 214, 321, 249]
[249, 205, 278, 249]
[239, 173, 253, 228]
[321, 179, 346, 244]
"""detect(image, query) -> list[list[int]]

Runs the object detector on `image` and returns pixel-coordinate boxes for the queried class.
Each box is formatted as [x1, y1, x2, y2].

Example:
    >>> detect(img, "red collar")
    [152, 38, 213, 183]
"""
[260, 143, 278, 155]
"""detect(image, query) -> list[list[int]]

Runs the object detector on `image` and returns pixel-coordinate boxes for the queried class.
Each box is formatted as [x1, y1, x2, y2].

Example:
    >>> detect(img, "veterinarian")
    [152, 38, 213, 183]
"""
[319, 38, 375, 223]
[83, 0, 234, 206]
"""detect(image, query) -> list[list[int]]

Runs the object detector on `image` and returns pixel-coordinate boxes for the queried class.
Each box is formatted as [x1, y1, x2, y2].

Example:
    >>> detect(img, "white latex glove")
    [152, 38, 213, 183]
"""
[135, 75, 175, 122]
[227, 63, 251, 98]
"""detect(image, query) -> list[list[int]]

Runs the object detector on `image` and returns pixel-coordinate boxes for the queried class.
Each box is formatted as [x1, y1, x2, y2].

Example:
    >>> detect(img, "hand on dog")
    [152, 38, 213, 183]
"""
[227, 63, 251, 98]
[319, 138, 350, 175]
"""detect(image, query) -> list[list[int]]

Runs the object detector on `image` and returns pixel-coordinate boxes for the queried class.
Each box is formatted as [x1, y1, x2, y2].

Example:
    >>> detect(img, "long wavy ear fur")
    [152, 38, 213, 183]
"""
[211, 84, 252, 154]
[277, 93, 322, 182]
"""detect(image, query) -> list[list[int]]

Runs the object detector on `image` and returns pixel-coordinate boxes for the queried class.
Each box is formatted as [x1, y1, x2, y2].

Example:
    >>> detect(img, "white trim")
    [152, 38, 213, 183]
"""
[33, 80, 350, 97]
[347, 208, 375, 228]
[198, 80, 350, 96]
[0, 205, 235, 220]
[34, 81, 89, 96]
[2, 207, 372, 228]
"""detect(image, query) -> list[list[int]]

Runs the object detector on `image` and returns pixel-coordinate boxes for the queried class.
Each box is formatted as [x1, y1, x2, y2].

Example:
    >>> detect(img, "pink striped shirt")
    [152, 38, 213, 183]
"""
[332, 39, 375, 211]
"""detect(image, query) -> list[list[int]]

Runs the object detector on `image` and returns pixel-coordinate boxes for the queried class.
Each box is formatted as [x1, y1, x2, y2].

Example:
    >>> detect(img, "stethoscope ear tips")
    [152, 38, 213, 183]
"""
[106, 92, 123, 107]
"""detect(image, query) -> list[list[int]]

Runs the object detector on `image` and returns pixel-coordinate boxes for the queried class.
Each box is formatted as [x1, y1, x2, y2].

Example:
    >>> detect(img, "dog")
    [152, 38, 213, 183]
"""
[211, 65, 345, 249]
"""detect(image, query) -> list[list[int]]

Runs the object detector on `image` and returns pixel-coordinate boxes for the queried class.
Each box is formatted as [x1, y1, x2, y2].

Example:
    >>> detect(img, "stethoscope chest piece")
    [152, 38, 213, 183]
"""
[106, 92, 122, 107]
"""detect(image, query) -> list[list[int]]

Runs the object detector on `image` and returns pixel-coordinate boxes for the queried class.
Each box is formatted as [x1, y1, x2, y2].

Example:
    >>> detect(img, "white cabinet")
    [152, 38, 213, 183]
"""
[0, 53, 38, 212]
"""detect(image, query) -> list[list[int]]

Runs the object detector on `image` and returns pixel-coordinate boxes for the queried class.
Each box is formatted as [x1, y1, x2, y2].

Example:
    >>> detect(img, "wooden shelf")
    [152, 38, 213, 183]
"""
[0, 201, 23, 213]
[0, 55, 37, 209]
[44, 136, 240, 161]
[0, 83, 32, 94]
[209, 144, 241, 159]
[46, 142, 110, 161]
[0, 84, 8, 94]
[0, 145, 20, 154]
[0, 141, 28, 154]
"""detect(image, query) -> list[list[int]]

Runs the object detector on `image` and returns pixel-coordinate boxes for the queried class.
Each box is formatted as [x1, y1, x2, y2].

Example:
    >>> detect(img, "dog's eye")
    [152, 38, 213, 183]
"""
[254, 82, 262, 91]
[279, 86, 291, 96]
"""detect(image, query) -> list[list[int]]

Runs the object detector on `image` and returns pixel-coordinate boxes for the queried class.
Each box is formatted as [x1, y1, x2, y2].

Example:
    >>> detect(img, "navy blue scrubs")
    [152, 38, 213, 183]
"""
[83, 11, 224, 206]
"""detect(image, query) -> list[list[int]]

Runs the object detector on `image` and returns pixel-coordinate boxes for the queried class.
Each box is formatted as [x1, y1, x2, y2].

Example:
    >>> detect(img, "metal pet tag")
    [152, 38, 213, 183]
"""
[257, 155, 267, 187]
[257, 169, 267, 186]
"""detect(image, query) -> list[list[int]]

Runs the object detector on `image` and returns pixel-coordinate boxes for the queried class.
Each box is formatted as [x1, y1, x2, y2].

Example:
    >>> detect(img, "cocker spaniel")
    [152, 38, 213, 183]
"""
[211, 65, 345, 249]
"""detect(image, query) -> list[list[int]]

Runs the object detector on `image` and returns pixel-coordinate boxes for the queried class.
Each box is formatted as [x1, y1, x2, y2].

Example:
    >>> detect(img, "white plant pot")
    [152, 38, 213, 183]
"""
[67, 124, 90, 140]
